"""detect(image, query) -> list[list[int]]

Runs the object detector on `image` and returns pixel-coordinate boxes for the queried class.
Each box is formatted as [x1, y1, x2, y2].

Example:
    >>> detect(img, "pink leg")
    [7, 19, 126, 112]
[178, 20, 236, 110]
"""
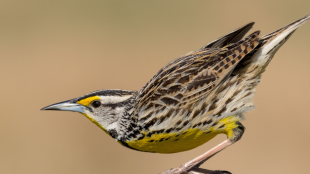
[161, 139, 233, 174]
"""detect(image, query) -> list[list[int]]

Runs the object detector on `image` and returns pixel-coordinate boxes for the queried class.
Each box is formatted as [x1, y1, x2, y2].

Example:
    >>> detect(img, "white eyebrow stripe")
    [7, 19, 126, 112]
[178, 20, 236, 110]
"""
[99, 95, 132, 104]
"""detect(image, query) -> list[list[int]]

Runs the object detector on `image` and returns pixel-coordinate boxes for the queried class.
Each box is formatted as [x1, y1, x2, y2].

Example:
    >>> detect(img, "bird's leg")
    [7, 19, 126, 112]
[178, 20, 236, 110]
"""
[160, 139, 233, 174]
[161, 122, 245, 174]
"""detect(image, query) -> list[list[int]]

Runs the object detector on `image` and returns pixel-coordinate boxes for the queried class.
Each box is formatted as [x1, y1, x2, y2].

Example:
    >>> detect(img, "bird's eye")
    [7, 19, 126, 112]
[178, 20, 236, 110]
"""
[91, 101, 101, 108]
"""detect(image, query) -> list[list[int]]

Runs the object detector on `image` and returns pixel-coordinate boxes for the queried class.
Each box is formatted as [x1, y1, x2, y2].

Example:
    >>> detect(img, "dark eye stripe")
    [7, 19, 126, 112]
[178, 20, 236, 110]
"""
[103, 103, 118, 109]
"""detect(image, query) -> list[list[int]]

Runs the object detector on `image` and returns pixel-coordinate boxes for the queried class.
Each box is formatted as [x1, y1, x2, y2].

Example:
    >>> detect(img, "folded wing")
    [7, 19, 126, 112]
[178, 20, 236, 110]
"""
[134, 28, 260, 132]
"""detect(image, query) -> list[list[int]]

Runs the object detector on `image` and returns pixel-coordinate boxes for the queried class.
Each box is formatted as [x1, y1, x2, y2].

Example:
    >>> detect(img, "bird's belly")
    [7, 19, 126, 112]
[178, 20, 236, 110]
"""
[125, 128, 221, 154]
[125, 115, 240, 153]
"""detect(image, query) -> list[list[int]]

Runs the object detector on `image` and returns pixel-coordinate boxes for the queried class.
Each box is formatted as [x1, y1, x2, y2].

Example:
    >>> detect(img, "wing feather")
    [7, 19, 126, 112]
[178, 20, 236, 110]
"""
[135, 30, 260, 132]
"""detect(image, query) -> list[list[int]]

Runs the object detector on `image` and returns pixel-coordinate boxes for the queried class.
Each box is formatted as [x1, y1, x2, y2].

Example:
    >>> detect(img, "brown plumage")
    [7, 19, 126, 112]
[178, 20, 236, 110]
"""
[134, 31, 260, 135]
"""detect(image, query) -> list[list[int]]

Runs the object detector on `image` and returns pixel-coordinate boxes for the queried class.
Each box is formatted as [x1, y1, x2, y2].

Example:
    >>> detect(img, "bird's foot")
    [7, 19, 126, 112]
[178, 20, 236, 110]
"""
[159, 140, 233, 174]
[160, 165, 231, 174]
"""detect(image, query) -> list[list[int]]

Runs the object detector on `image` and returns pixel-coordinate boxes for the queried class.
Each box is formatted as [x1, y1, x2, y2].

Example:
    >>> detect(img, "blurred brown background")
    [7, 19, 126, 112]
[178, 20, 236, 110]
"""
[1, 0, 310, 174]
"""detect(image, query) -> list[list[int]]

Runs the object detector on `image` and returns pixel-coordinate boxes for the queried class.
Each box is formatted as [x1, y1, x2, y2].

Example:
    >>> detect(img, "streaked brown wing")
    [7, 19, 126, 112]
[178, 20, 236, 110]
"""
[134, 30, 260, 130]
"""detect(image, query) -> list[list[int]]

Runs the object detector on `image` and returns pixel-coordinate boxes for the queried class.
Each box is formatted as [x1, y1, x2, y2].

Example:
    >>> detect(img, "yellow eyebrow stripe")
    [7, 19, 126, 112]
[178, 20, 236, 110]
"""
[77, 96, 100, 106]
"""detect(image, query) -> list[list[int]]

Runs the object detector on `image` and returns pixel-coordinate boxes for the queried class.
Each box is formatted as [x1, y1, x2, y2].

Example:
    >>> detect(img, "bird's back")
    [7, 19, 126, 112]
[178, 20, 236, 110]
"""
[121, 15, 310, 153]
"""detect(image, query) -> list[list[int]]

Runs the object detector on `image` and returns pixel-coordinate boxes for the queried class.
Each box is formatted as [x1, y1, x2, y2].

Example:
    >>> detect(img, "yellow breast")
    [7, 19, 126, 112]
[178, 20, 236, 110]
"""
[125, 116, 239, 153]
[126, 129, 220, 153]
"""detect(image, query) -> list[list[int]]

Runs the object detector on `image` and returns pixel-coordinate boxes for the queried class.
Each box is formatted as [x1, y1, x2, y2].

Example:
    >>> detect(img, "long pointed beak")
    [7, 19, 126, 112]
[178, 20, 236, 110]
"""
[41, 100, 86, 113]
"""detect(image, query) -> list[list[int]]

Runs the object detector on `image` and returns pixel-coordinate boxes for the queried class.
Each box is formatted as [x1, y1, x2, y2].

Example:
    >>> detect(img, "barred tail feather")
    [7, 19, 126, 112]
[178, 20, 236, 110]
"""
[211, 15, 310, 122]
[238, 14, 310, 79]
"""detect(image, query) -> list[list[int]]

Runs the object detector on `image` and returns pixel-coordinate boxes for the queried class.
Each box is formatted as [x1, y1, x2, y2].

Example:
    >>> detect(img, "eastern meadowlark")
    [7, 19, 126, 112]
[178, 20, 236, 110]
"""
[42, 15, 310, 174]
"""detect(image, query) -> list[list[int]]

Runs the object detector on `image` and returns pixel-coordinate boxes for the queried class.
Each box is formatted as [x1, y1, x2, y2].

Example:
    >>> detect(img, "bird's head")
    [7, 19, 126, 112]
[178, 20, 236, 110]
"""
[41, 89, 137, 136]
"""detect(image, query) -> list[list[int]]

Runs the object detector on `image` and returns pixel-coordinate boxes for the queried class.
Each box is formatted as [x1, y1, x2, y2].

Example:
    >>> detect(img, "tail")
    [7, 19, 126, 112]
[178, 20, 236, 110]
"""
[233, 14, 310, 80]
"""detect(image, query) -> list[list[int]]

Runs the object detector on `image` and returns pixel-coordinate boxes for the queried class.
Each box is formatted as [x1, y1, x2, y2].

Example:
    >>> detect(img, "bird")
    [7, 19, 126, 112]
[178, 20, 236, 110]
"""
[41, 15, 310, 174]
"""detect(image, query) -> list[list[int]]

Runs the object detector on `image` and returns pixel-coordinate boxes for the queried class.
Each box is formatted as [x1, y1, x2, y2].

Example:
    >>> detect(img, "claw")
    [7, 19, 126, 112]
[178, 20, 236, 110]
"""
[189, 168, 232, 174]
